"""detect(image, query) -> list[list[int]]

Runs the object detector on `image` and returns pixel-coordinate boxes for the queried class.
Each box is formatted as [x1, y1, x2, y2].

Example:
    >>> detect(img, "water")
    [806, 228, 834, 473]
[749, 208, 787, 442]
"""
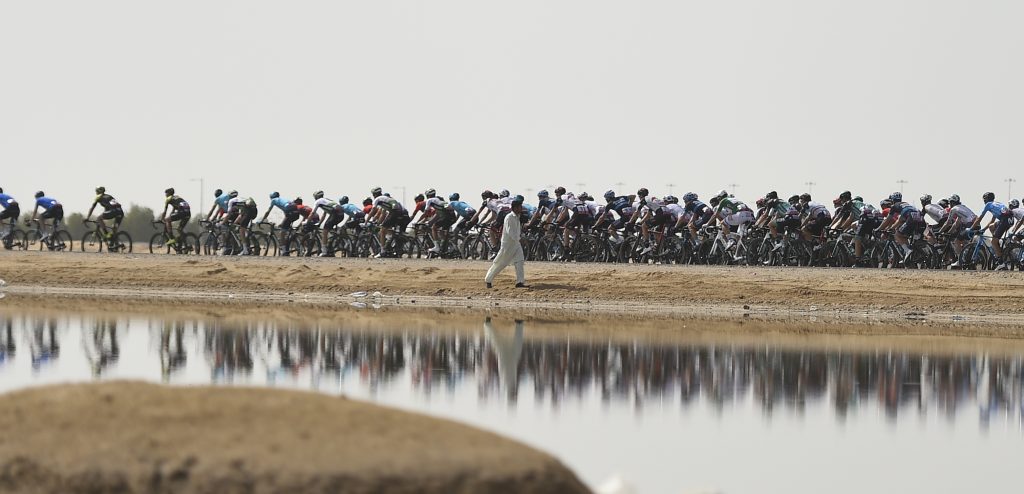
[0, 307, 1021, 493]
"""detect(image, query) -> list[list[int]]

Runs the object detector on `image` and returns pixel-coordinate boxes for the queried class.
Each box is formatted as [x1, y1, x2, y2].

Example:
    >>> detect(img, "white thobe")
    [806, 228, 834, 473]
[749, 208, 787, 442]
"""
[484, 211, 525, 284]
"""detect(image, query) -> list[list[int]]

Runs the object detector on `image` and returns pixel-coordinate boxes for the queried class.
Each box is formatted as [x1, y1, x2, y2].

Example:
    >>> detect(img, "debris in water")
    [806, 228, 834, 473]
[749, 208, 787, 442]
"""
[350, 302, 367, 309]
[0, 279, 7, 287]
[350, 291, 367, 298]
[371, 291, 383, 298]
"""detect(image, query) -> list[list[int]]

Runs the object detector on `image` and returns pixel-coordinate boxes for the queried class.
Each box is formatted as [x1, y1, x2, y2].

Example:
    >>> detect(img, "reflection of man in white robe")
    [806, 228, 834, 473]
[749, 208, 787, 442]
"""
[485, 198, 527, 288]
[484, 317, 524, 400]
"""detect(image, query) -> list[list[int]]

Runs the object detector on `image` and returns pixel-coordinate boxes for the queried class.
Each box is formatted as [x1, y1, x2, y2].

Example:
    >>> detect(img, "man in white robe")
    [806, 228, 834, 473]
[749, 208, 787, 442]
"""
[485, 195, 527, 288]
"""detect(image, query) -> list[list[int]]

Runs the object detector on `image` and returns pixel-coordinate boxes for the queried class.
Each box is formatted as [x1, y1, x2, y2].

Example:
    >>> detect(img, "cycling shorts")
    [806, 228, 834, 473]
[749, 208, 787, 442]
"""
[724, 210, 754, 227]
[897, 219, 925, 237]
[101, 207, 124, 222]
[168, 210, 191, 226]
[804, 211, 831, 236]
[0, 204, 20, 221]
[41, 205, 64, 222]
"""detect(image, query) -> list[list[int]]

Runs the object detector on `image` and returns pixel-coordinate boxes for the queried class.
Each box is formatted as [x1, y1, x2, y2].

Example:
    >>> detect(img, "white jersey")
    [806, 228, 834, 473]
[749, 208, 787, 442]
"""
[641, 197, 666, 214]
[664, 203, 687, 221]
[584, 200, 602, 217]
[1012, 208, 1024, 221]
[923, 203, 946, 223]
[949, 204, 977, 225]
[484, 197, 512, 214]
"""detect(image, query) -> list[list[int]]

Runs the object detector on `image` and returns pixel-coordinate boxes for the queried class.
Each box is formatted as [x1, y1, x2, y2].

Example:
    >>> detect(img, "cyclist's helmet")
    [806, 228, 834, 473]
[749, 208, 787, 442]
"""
[709, 196, 721, 207]
[800, 192, 811, 202]
[339, 196, 349, 205]
[637, 187, 649, 197]
[832, 198, 842, 208]
[414, 193, 425, 202]
[579, 192, 592, 201]
[370, 187, 382, 197]
[948, 194, 961, 205]
[920, 194, 931, 205]
[214, 188, 223, 197]
[983, 191, 995, 203]
[755, 197, 766, 209]
[554, 186, 566, 195]
[35, 191, 44, 198]
[880, 198, 893, 209]
[362, 198, 372, 206]
[294, 197, 303, 205]
[384, 192, 391, 197]
[536, 190, 549, 199]
[938, 198, 950, 208]
[765, 191, 778, 200]
[229, 190, 238, 198]
[854, 196, 863, 202]
[313, 190, 324, 200]
[425, 188, 436, 198]
[270, 191, 279, 199]
[449, 192, 460, 201]
[888, 191, 902, 202]
[499, 189, 510, 198]
[662, 195, 675, 203]
[788, 195, 800, 206]
[839, 190, 852, 201]
[165, 188, 175, 196]
[604, 190, 616, 201]
[0, 187, 3, 193]
[1009, 199, 1020, 209]
[682, 192, 697, 203]
[95, 186, 105, 195]
[714, 189, 728, 200]
[481, 189, 494, 200]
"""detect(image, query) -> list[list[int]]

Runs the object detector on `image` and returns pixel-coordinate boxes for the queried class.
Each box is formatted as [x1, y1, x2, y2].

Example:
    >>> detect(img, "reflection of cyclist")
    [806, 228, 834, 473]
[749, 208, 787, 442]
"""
[29, 319, 60, 370]
[83, 320, 120, 377]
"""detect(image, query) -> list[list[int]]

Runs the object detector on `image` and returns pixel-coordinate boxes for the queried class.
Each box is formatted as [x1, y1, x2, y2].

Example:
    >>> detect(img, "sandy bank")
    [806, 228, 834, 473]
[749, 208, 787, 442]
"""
[0, 382, 589, 494]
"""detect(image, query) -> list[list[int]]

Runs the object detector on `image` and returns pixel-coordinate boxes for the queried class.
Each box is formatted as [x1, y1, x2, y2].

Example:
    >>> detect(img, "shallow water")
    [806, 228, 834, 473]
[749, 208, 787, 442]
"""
[0, 308, 1020, 493]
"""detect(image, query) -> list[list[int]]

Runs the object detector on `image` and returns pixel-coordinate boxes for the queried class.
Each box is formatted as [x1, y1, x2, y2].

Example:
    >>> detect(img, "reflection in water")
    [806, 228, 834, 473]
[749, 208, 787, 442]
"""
[0, 314, 1022, 425]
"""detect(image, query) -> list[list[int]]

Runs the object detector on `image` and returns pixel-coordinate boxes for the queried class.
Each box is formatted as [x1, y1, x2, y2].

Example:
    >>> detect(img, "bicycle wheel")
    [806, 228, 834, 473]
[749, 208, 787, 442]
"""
[81, 231, 104, 252]
[178, 233, 200, 255]
[111, 231, 132, 253]
[53, 231, 73, 252]
[259, 233, 278, 257]
[199, 230, 219, 255]
[905, 241, 933, 269]
[960, 244, 991, 271]
[25, 230, 41, 251]
[150, 232, 171, 254]
[7, 230, 28, 251]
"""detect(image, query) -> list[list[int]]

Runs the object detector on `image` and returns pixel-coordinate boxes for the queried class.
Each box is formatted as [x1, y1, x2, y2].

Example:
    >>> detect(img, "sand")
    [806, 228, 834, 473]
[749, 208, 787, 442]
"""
[0, 382, 589, 494]
[1, 251, 1022, 323]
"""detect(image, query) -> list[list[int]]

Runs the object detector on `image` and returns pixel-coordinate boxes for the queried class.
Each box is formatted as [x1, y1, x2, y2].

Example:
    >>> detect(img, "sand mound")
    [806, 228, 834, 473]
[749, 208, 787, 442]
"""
[0, 382, 589, 494]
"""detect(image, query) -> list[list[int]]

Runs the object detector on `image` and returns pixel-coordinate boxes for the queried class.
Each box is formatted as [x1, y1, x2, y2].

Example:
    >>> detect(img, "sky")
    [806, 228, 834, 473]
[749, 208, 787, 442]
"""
[2, 0, 1022, 215]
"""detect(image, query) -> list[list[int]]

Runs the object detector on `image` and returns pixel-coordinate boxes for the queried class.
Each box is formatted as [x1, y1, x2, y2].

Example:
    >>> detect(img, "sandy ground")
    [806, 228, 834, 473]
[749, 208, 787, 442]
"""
[0, 382, 589, 494]
[1, 251, 1022, 322]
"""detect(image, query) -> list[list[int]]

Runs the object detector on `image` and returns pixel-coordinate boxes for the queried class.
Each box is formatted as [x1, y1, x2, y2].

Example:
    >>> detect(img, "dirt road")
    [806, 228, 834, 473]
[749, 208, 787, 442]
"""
[1, 251, 1021, 321]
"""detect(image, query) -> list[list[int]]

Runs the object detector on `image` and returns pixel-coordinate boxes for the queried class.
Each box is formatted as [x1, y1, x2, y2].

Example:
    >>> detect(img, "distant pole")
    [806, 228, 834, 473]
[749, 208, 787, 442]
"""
[392, 185, 407, 206]
[1006, 178, 1016, 200]
[189, 177, 204, 215]
[665, 183, 676, 195]
[896, 179, 908, 195]
[727, 183, 739, 196]
[804, 181, 816, 195]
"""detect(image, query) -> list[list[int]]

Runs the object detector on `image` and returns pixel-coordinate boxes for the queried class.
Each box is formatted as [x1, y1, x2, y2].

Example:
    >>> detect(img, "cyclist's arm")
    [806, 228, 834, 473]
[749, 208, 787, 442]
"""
[86, 202, 97, 221]
[30, 204, 39, 221]
[260, 205, 273, 223]
[160, 203, 170, 221]
[206, 203, 219, 221]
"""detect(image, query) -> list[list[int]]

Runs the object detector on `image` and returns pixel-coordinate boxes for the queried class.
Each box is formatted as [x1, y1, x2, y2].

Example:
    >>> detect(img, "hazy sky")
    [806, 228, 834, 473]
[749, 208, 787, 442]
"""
[2, 1, 1021, 214]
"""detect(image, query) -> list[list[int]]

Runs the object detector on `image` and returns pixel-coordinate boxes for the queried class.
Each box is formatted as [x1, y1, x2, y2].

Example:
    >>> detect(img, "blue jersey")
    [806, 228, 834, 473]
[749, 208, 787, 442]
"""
[536, 198, 556, 214]
[35, 197, 59, 210]
[606, 196, 634, 217]
[340, 203, 362, 217]
[685, 200, 709, 216]
[450, 201, 476, 219]
[215, 194, 231, 212]
[888, 202, 922, 221]
[522, 203, 537, 217]
[981, 201, 1009, 218]
[270, 197, 290, 211]
[0, 193, 15, 209]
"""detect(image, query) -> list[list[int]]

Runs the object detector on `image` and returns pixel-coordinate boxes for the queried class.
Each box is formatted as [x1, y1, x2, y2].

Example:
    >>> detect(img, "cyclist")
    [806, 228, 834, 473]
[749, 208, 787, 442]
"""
[369, 187, 412, 258]
[85, 186, 124, 238]
[418, 189, 455, 254]
[527, 190, 555, 227]
[470, 190, 512, 253]
[797, 193, 831, 244]
[876, 192, 924, 263]
[0, 188, 20, 240]
[159, 188, 191, 245]
[410, 193, 427, 224]
[310, 190, 345, 257]
[683, 192, 714, 245]
[260, 192, 297, 254]
[971, 192, 1013, 269]
[711, 189, 754, 236]
[637, 194, 667, 255]
[338, 196, 366, 235]
[559, 192, 596, 253]
[231, 195, 258, 256]
[30, 191, 64, 239]
[829, 191, 861, 232]
[1009, 199, 1023, 237]
[206, 189, 230, 222]
[919, 194, 948, 244]
[448, 193, 477, 230]
[936, 194, 977, 266]
[755, 191, 801, 249]
[597, 190, 637, 245]
[541, 186, 568, 225]
[852, 198, 883, 262]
